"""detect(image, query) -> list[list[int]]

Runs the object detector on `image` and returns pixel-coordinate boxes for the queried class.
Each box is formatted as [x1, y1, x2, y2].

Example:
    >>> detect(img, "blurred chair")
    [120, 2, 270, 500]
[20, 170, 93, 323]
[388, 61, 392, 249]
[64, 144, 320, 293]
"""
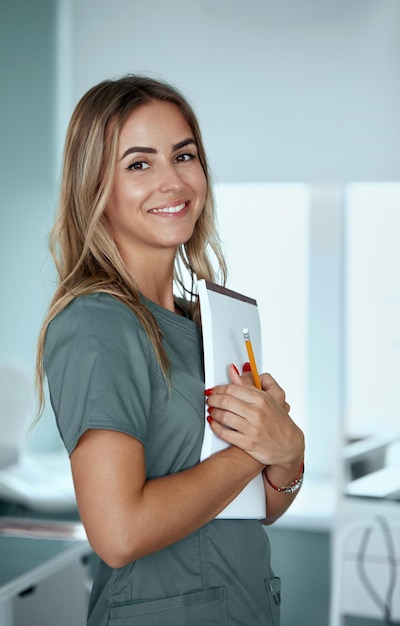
[330, 516, 400, 625]
[344, 433, 400, 500]
[0, 358, 77, 512]
[0, 359, 32, 469]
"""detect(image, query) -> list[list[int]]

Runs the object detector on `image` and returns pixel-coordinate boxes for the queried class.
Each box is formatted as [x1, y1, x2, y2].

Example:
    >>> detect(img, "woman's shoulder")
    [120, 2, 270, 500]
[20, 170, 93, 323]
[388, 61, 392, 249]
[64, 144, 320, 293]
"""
[46, 293, 147, 349]
[44, 293, 154, 378]
[53, 292, 140, 326]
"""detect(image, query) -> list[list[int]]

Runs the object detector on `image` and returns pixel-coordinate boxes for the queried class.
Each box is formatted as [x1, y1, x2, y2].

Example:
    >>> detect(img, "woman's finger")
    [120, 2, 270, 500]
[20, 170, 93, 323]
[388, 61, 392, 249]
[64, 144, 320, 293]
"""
[260, 373, 288, 410]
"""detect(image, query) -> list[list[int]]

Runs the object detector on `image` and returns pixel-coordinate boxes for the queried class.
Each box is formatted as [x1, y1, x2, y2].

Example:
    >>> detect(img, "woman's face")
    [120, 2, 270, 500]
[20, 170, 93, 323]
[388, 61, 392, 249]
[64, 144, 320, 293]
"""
[104, 100, 207, 261]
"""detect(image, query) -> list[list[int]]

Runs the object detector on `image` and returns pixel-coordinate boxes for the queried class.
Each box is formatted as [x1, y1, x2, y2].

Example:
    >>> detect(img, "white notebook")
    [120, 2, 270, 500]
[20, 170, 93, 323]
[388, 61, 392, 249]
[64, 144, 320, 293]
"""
[198, 279, 266, 519]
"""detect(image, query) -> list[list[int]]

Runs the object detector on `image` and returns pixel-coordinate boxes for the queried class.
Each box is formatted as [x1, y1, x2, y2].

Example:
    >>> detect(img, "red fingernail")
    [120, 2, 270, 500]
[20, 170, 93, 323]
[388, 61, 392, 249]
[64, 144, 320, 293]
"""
[207, 406, 214, 415]
[231, 364, 240, 375]
[207, 415, 213, 424]
[242, 362, 252, 373]
[204, 388, 214, 396]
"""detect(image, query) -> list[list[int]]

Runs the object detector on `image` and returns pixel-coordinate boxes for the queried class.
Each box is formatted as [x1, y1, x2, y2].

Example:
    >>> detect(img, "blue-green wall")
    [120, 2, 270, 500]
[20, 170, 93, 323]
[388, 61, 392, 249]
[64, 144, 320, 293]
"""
[268, 526, 331, 626]
[0, 0, 56, 362]
[0, 0, 60, 449]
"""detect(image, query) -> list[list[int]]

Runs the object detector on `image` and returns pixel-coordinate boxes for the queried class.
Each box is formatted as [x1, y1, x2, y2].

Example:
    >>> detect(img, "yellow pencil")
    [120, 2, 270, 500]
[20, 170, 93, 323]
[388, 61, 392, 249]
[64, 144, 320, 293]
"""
[242, 328, 262, 389]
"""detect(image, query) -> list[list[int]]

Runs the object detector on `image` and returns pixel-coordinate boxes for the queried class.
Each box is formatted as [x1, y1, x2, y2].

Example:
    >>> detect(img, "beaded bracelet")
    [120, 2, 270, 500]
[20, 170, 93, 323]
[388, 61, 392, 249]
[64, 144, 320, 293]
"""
[264, 460, 304, 494]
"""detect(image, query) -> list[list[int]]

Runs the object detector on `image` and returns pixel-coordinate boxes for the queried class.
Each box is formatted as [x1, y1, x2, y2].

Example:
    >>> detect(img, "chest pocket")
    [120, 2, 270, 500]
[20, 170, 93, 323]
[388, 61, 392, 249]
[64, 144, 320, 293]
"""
[109, 586, 228, 625]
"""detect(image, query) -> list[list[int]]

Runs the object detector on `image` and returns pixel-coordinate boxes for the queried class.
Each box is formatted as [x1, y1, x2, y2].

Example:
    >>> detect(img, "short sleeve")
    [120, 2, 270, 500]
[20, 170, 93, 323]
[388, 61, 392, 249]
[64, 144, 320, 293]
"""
[44, 294, 153, 455]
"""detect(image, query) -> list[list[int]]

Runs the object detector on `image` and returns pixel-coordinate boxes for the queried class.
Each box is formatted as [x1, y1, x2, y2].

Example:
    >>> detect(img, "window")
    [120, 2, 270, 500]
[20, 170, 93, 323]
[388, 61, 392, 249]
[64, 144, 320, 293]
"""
[215, 183, 310, 440]
[344, 183, 400, 440]
[214, 182, 400, 481]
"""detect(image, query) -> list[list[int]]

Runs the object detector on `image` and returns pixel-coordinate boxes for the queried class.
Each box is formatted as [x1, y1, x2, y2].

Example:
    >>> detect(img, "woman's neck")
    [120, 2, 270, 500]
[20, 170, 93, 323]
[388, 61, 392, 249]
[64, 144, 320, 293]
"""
[141, 287, 177, 313]
[134, 264, 176, 310]
[115, 240, 184, 312]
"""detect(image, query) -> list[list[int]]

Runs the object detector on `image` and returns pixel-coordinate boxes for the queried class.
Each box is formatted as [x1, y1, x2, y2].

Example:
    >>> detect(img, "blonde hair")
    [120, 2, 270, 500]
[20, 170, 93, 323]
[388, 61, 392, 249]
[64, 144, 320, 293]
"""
[36, 75, 227, 417]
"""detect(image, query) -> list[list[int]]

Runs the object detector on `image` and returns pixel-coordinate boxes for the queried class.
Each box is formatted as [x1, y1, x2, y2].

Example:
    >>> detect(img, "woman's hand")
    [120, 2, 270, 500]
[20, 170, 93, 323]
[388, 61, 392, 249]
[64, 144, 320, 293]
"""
[205, 364, 304, 470]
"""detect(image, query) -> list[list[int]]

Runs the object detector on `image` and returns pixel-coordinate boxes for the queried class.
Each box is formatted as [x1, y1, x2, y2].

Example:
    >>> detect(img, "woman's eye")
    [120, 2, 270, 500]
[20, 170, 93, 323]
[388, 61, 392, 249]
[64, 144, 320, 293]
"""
[127, 161, 149, 171]
[175, 152, 195, 163]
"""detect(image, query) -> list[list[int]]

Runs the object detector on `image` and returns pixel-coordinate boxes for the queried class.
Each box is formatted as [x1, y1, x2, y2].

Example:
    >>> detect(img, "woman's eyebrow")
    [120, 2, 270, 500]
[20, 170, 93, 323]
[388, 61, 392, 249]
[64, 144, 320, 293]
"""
[172, 138, 197, 151]
[120, 146, 156, 160]
[120, 138, 196, 161]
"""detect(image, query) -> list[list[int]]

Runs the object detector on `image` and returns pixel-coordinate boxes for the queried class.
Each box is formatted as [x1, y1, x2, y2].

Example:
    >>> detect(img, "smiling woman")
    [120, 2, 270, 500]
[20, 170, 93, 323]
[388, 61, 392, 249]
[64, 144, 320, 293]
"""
[35, 75, 304, 626]
[104, 100, 207, 288]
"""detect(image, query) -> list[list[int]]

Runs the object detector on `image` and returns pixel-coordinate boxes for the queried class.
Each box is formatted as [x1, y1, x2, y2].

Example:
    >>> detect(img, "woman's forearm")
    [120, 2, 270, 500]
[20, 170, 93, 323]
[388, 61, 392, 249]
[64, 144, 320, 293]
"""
[71, 430, 264, 569]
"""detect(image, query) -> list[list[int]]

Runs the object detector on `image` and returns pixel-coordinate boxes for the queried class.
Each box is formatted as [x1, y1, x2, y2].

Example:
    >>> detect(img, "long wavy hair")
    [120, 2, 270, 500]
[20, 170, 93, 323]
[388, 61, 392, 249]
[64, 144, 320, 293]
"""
[36, 74, 227, 416]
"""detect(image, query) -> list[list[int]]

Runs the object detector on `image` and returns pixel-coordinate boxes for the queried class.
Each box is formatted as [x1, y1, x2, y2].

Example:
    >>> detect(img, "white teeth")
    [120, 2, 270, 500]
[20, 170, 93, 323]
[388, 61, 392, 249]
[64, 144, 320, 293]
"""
[150, 202, 186, 214]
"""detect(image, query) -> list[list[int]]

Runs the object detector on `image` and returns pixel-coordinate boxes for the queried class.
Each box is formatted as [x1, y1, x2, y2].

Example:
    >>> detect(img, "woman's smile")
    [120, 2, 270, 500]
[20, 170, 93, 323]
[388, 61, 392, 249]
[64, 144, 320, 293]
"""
[148, 200, 188, 215]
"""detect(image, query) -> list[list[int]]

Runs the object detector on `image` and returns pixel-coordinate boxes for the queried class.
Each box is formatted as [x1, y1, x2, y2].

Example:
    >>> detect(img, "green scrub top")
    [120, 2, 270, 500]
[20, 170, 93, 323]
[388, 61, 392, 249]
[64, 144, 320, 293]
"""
[44, 293, 281, 626]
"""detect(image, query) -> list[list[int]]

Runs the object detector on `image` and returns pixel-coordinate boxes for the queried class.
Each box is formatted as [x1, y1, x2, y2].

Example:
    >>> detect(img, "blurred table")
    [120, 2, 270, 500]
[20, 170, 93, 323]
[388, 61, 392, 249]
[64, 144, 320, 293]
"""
[0, 511, 92, 626]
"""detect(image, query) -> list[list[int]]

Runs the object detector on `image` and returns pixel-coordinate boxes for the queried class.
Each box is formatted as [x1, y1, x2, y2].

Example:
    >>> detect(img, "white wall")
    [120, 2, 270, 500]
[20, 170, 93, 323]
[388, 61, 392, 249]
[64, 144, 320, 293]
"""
[62, 0, 400, 183]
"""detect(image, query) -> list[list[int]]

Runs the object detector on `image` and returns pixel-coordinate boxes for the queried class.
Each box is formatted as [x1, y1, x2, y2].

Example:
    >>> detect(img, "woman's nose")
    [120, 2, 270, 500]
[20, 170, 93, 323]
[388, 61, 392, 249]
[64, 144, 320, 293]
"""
[158, 163, 184, 193]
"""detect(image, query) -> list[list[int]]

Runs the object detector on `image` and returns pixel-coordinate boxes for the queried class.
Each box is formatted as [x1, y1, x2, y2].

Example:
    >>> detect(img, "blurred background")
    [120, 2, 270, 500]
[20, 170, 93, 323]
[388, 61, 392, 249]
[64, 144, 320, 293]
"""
[0, 2, 399, 625]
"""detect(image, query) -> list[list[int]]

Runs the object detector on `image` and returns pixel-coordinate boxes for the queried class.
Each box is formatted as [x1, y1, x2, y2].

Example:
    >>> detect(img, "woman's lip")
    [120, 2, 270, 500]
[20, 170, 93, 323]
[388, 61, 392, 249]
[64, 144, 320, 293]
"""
[148, 201, 188, 215]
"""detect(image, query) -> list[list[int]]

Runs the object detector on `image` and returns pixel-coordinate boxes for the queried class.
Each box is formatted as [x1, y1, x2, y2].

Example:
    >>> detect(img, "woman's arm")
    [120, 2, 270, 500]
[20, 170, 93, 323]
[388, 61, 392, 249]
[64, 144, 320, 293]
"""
[70, 429, 264, 568]
[206, 366, 305, 524]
